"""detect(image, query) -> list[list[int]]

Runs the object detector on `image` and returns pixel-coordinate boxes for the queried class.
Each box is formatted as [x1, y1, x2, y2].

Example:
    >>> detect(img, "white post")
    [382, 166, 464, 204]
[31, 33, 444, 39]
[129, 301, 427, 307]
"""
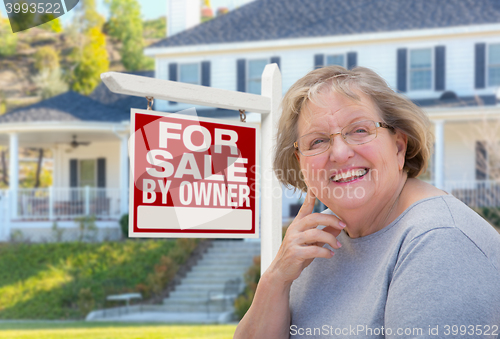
[434, 120, 445, 190]
[49, 186, 54, 220]
[85, 186, 90, 215]
[260, 64, 283, 275]
[9, 133, 18, 220]
[120, 134, 129, 216]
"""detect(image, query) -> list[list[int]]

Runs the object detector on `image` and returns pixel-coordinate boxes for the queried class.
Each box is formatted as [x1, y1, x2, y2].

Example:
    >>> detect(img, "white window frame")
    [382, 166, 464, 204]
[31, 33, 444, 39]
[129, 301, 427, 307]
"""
[247, 58, 269, 95]
[408, 48, 434, 92]
[325, 54, 346, 67]
[78, 159, 97, 188]
[487, 43, 500, 87]
[178, 62, 201, 85]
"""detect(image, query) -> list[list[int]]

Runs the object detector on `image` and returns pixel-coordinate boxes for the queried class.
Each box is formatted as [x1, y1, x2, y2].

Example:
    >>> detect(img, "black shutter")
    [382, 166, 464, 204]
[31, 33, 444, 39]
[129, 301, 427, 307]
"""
[70, 159, 78, 187]
[201, 61, 211, 87]
[475, 141, 488, 180]
[397, 48, 407, 92]
[314, 54, 324, 69]
[475, 43, 486, 89]
[97, 158, 106, 188]
[270, 56, 280, 70]
[168, 63, 178, 105]
[435, 46, 446, 91]
[347, 52, 357, 69]
[237, 59, 246, 92]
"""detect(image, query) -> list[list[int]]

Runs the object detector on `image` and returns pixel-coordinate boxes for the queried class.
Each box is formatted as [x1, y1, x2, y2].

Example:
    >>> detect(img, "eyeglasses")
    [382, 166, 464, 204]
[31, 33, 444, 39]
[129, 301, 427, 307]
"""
[294, 120, 393, 157]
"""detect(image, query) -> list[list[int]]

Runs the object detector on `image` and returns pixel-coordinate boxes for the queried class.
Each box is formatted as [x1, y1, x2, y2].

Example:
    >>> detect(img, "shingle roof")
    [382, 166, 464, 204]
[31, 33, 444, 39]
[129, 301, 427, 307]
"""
[0, 91, 129, 124]
[150, 0, 500, 49]
[89, 70, 154, 111]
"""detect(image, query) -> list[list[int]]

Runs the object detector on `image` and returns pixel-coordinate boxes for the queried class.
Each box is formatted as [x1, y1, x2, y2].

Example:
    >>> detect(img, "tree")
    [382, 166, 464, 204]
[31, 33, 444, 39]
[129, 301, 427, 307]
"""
[0, 12, 18, 57]
[106, 0, 152, 71]
[71, 27, 109, 95]
[69, 0, 109, 95]
[32, 68, 69, 99]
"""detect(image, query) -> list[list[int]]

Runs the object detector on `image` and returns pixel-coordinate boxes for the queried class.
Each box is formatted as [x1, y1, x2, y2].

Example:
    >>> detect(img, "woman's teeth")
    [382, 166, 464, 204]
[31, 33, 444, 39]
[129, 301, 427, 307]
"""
[331, 169, 368, 183]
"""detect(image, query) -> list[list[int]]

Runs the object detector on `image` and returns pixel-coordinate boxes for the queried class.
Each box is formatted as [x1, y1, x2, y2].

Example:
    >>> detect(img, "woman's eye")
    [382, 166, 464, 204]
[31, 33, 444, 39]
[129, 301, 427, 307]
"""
[353, 128, 368, 134]
[310, 138, 327, 148]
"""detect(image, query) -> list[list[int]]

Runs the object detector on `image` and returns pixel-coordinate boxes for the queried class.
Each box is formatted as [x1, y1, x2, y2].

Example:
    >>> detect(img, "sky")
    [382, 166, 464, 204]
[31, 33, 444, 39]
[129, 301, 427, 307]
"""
[1, 0, 253, 27]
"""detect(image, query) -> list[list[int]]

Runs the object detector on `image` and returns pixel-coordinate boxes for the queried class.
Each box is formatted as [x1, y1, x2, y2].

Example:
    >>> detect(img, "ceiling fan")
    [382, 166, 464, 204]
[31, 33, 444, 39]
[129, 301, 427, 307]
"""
[69, 135, 90, 149]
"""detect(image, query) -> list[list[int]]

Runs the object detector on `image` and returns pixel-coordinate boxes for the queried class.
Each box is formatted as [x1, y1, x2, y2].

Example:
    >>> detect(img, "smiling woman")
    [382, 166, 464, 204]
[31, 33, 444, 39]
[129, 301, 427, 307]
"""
[233, 66, 500, 339]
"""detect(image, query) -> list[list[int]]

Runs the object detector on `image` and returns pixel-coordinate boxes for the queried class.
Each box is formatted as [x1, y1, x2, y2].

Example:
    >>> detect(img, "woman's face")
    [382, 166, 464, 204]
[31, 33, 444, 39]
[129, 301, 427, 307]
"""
[296, 89, 407, 211]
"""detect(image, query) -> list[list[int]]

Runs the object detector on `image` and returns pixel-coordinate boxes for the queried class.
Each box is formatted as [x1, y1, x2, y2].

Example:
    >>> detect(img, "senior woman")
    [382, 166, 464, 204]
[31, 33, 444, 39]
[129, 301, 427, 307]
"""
[234, 66, 500, 338]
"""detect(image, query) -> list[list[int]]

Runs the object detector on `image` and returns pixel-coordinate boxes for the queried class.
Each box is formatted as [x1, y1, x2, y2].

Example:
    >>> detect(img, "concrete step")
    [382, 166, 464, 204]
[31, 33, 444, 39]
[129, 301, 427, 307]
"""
[162, 240, 260, 315]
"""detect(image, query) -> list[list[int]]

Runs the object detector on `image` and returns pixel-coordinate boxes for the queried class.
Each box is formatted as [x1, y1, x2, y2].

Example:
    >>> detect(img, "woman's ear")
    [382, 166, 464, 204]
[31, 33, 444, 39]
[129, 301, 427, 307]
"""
[395, 131, 407, 171]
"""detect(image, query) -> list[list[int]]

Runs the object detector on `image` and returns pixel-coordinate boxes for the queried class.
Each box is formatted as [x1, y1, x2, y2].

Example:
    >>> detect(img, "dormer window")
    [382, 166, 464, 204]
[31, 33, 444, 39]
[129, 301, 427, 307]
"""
[409, 48, 432, 91]
[179, 63, 200, 85]
[488, 43, 500, 87]
[326, 54, 345, 67]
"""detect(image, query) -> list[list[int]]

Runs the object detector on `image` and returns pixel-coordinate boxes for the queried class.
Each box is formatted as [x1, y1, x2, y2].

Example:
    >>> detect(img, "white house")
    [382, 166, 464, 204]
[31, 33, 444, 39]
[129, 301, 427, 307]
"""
[145, 0, 500, 215]
[1, 0, 500, 241]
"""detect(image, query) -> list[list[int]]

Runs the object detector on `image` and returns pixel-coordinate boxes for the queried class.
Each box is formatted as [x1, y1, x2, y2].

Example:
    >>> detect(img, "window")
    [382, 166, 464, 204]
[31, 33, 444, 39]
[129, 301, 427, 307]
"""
[179, 63, 200, 85]
[79, 159, 96, 187]
[247, 59, 268, 94]
[326, 54, 345, 67]
[409, 48, 432, 90]
[488, 44, 500, 87]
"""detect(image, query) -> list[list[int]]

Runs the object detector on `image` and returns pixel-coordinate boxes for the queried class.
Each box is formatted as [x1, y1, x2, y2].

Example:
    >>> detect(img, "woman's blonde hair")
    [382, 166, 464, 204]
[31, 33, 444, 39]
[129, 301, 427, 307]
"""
[273, 65, 434, 192]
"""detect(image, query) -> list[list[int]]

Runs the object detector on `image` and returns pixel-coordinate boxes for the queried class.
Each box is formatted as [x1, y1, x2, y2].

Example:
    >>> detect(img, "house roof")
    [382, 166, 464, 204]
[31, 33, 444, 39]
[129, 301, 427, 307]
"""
[0, 91, 129, 124]
[150, 0, 500, 49]
[89, 70, 154, 111]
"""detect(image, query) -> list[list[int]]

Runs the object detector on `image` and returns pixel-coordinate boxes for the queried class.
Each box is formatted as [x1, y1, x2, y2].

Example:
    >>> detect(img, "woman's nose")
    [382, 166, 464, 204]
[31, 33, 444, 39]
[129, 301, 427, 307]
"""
[328, 134, 355, 163]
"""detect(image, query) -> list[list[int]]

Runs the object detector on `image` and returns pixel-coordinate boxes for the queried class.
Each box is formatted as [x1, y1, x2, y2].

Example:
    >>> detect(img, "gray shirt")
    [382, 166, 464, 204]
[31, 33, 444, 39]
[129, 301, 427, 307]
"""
[289, 195, 500, 338]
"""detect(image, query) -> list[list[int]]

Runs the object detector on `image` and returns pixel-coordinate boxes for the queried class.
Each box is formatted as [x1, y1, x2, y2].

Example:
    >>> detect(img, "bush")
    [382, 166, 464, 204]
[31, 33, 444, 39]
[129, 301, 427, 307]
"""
[119, 214, 129, 238]
[234, 256, 260, 320]
[474, 207, 500, 229]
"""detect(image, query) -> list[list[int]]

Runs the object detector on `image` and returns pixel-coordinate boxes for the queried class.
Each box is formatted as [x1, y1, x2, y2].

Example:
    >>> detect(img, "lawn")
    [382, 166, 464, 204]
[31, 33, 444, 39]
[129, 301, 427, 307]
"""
[0, 321, 238, 339]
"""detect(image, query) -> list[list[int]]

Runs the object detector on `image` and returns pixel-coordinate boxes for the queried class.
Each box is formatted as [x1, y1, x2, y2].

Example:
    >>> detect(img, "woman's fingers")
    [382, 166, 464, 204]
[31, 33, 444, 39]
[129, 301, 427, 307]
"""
[301, 228, 341, 249]
[295, 188, 317, 219]
[298, 213, 346, 233]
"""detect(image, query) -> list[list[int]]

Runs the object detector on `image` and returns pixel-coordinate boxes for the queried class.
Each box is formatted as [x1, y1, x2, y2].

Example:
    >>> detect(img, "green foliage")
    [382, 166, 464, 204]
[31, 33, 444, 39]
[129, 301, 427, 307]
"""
[39, 17, 63, 33]
[34, 46, 60, 72]
[0, 240, 182, 319]
[119, 214, 129, 238]
[52, 221, 65, 242]
[70, 27, 109, 95]
[32, 67, 69, 99]
[74, 215, 97, 242]
[106, 0, 151, 71]
[0, 14, 18, 56]
[474, 207, 500, 229]
[234, 255, 260, 320]
[143, 16, 166, 39]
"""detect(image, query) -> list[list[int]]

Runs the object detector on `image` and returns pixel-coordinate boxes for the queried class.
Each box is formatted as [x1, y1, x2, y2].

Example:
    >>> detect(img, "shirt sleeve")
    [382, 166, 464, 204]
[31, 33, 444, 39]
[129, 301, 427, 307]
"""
[385, 227, 500, 339]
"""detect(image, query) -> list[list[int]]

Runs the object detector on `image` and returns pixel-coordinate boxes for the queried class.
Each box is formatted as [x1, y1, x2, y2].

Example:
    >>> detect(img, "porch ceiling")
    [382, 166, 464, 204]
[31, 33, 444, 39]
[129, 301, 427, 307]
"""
[0, 123, 129, 148]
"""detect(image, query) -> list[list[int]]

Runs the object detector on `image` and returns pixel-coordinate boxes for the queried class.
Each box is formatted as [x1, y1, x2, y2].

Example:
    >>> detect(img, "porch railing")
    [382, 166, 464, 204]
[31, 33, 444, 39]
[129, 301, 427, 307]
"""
[16, 187, 122, 220]
[444, 180, 500, 208]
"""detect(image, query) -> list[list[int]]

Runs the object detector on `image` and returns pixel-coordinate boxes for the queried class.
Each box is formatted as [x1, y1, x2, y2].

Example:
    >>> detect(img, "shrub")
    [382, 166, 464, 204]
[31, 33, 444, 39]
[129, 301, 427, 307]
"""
[119, 214, 129, 238]
[234, 256, 260, 320]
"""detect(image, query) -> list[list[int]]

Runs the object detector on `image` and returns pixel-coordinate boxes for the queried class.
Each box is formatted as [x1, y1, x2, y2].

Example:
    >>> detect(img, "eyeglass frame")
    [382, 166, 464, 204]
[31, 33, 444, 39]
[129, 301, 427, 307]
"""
[293, 120, 394, 157]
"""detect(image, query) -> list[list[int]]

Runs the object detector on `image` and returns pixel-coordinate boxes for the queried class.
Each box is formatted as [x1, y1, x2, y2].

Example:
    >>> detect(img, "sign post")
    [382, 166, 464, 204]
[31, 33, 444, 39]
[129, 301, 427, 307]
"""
[101, 64, 282, 274]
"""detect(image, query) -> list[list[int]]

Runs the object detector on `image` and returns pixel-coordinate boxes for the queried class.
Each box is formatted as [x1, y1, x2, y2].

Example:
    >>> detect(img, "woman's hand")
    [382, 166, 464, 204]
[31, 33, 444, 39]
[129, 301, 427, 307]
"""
[268, 189, 346, 285]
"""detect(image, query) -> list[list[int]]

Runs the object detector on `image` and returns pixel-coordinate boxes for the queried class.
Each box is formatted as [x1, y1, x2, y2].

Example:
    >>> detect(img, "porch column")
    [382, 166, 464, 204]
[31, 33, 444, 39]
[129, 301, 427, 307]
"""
[119, 134, 129, 215]
[434, 120, 445, 190]
[9, 133, 19, 219]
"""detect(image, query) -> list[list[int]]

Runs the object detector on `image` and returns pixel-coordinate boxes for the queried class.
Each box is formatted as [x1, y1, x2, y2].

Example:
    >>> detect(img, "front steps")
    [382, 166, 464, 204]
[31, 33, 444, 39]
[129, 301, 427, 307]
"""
[162, 240, 260, 315]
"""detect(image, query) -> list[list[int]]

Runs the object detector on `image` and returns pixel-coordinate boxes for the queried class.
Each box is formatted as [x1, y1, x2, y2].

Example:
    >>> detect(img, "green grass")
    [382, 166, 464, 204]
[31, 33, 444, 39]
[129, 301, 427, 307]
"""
[0, 240, 190, 319]
[0, 321, 237, 339]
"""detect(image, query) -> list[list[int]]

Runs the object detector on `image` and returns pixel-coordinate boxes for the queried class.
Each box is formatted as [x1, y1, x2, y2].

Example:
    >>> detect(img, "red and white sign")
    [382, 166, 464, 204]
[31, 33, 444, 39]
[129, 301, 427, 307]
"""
[129, 109, 259, 238]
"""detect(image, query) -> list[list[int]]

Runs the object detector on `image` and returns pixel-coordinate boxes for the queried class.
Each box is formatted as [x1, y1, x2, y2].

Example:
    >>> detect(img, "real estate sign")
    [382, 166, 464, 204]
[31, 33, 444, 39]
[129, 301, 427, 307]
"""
[129, 109, 259, 238]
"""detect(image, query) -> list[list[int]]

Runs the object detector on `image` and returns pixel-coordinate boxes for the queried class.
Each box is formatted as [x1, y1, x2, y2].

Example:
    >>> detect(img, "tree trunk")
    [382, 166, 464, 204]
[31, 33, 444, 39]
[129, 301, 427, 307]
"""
[1, 149, 8, 186]
[34, 148, 44, 188]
